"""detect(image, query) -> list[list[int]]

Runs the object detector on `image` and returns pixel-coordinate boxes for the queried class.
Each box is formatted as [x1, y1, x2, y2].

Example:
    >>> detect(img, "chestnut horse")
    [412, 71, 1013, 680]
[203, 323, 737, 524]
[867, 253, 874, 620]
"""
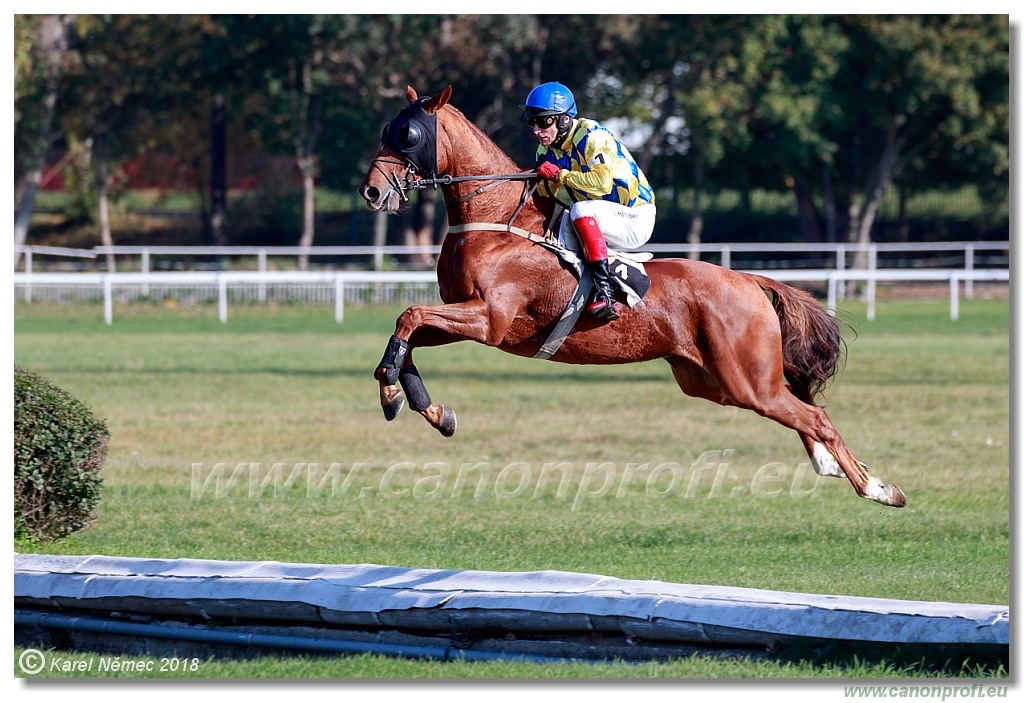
[359, 85, 905, 508]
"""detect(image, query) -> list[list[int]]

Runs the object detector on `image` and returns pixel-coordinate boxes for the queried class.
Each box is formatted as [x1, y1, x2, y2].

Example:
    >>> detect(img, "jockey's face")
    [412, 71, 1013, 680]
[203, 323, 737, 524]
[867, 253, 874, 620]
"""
[529, 117, 560, 147]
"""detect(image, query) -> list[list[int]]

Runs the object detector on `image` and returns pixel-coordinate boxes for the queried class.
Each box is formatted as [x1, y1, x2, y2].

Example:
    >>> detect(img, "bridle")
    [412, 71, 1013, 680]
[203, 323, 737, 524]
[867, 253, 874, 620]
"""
[371, 99, 541, 215]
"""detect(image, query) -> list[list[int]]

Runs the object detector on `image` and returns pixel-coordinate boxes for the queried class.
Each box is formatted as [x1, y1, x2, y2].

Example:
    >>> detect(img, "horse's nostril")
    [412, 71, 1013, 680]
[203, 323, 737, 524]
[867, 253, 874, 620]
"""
[363, 185, 380, 203]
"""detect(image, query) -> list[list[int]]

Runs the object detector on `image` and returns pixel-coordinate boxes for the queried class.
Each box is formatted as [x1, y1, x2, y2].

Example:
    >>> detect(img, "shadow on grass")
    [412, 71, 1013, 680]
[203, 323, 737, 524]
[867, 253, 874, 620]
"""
[22, 364, 674, 385]
[769, 637, 1009, 678]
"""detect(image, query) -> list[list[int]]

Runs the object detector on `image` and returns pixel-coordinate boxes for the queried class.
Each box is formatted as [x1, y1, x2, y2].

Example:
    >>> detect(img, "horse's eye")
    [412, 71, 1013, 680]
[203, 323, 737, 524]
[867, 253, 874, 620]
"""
[399, 123, 422, 149]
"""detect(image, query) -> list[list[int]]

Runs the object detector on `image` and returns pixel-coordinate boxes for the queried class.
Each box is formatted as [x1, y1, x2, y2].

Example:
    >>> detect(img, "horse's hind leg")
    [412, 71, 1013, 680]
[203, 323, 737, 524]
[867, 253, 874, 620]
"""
[668, 357, 906, 508]
[795, 421, 906, 506]
[742, 392, 906, 507]
[798, 433, 844, 478]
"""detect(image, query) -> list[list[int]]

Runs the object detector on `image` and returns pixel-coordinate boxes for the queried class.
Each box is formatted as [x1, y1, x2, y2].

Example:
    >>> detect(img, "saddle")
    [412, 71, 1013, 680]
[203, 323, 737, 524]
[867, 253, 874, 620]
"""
[527, 213, 653, 359]
[540, 219, 652, 308]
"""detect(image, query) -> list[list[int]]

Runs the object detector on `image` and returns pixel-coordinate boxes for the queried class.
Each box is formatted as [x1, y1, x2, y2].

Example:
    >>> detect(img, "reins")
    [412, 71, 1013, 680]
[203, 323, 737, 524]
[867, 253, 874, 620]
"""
[373, 159, 542, 230]
[406, 171, 537, 210]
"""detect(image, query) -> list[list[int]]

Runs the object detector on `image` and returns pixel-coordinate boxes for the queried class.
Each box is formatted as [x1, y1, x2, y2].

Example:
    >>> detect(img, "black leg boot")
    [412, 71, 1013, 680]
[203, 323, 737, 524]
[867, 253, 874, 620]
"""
[587, 259, 621, 321]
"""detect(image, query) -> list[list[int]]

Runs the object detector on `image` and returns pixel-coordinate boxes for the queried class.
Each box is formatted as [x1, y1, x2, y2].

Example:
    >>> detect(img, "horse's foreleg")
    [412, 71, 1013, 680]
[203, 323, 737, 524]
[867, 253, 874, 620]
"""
[398, 359, 457, 437]
[374, 337, 455, 435]
[375, 335, 409, 421]
[374, 299, 510, 436]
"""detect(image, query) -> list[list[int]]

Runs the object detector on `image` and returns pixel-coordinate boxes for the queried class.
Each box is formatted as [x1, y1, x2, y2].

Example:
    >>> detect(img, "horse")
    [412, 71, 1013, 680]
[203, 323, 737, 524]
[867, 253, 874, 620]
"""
[358, 85, 906, 509]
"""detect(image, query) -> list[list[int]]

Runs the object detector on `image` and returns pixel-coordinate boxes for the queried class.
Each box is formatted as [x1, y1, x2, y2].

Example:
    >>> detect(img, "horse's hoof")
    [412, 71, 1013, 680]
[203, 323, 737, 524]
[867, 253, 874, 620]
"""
[383, 399, 404, 421]
[382, 386, 405, 421]
[862, 476, 907, 508]
[886, 484, 907, 508]
[438, 406, 457, 437]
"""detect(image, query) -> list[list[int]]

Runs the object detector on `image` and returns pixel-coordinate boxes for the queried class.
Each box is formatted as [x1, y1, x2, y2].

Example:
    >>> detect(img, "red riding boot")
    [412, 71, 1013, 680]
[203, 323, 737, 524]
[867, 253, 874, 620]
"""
[572, 215, 621, 321]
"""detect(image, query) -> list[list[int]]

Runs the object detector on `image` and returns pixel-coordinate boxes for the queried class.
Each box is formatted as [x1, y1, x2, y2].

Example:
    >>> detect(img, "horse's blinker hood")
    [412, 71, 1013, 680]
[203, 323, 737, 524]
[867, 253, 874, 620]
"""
[381, 98, 438, 178]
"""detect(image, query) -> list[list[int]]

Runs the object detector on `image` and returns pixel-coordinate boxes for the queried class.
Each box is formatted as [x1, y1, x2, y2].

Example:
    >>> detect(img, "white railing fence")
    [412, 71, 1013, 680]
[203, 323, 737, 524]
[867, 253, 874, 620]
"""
[15, 240, 1010, 273]
[12, 268, 1008, 326]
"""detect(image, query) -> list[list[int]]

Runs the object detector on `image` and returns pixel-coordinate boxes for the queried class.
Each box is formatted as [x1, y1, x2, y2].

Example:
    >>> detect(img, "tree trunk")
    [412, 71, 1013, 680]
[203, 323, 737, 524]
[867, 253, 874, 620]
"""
[897, 184, 909, 242]
[14, 14, 73, 269]
[209, 92, 229, 247]
[372, 210, 389, 270]
[854, 123, 904, 256]
[686, 152, 704, 259]
[94, 142, 116, 273]
[293, 55, 321, 272]
[845, 122, 904, 297]
[821, 160, 837, 244]
[793, 179, 823, 243]
[297, 155, 316, 271]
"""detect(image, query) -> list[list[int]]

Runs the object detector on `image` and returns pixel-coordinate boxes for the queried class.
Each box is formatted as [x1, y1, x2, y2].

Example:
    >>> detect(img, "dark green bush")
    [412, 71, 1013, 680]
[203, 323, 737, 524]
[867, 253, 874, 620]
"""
[14, 365, 109, 541]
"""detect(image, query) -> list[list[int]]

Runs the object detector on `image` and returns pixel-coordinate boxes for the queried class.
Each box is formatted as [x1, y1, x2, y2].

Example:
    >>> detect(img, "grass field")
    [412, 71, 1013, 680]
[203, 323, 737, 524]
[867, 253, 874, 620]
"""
[11, 295, 1011, 681]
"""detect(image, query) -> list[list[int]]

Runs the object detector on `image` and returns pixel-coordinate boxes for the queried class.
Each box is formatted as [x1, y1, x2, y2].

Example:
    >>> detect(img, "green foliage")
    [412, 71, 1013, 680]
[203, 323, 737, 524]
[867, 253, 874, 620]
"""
[14, 364, 109, 541]
[15, 15, 1009, 248]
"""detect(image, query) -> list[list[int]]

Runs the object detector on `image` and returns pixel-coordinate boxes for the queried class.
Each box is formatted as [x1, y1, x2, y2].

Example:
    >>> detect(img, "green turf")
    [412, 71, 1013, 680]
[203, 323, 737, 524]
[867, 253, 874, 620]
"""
[12, 296, 1011, 679]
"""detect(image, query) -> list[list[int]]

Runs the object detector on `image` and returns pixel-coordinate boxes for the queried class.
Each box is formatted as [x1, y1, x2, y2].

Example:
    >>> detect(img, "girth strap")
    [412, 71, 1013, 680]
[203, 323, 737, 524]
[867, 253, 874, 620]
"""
[533, 275, 593, 360]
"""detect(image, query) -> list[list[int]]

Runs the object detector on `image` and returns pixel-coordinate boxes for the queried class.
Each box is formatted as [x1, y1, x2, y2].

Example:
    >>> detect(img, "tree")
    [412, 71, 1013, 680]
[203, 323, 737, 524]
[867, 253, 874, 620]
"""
[14, 14, 75, 268]
[823, 16, 1008, 256]
[589, 16, 760, 249]
[53, 15, 223, 261]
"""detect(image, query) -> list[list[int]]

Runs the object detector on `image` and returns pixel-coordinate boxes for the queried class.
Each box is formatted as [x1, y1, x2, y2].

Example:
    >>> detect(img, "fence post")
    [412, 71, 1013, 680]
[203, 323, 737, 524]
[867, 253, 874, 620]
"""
[866, 274, 876, 321]
[142, 248, 150, 297]
[950, 274, 960, 321]
[721, 246, 731, 269]
[24, 249, 32, 303]
[965, 244, 975, 300]
[258, 249, 267, 303]
[103, 275, 113, 325]
[827, 272, 838, 314]
[335, 275, 345, 324]
[218, 274, 228, 324]
[866, 245, 877, 321]
[836, 246, 846, 302]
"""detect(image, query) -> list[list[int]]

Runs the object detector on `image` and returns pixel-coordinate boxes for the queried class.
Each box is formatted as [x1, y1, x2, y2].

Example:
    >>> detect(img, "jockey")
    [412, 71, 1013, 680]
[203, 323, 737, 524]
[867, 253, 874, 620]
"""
[522, 81, 656, 321]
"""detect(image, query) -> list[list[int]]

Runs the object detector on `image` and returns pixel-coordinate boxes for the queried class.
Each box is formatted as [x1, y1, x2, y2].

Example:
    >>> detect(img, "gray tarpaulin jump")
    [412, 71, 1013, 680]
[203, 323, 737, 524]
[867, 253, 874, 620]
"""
[14, 553, 1008, 647]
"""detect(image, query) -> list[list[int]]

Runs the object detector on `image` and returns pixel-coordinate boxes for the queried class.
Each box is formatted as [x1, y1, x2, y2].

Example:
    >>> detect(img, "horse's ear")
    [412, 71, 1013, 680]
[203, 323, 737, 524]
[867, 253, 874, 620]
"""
[437, 84, 453, 107]
[406, 86, 419, 103]
[422, 84, 453, 114]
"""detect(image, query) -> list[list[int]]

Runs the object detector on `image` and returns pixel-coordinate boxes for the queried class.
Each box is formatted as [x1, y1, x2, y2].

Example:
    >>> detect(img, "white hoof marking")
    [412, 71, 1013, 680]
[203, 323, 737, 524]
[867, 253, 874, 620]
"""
[812, 442, 847, 478]
[864, 476, 890, 503]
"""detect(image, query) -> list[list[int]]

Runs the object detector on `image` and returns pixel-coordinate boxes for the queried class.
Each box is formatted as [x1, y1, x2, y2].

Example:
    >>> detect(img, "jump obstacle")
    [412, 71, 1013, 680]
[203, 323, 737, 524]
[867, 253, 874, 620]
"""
[14, 553, 1008, 664]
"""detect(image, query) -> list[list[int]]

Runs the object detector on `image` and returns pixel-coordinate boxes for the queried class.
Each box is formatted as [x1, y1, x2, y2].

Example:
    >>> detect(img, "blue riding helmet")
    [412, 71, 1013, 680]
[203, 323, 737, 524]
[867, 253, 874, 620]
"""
[521, 82, 578, 118]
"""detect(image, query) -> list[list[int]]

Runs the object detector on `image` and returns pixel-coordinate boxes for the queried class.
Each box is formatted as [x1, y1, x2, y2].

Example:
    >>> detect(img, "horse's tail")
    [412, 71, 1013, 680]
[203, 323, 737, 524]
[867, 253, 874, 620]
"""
[752, 275, 845, 405]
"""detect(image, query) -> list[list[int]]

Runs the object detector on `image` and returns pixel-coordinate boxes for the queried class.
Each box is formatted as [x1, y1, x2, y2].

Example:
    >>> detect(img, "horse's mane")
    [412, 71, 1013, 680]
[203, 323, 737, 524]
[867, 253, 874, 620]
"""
[438, 103, 524, 175]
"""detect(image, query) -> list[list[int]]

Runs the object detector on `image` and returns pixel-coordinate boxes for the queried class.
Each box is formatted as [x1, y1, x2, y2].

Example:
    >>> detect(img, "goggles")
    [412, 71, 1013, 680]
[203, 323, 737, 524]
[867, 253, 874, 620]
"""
[526, 114, 559, 128]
